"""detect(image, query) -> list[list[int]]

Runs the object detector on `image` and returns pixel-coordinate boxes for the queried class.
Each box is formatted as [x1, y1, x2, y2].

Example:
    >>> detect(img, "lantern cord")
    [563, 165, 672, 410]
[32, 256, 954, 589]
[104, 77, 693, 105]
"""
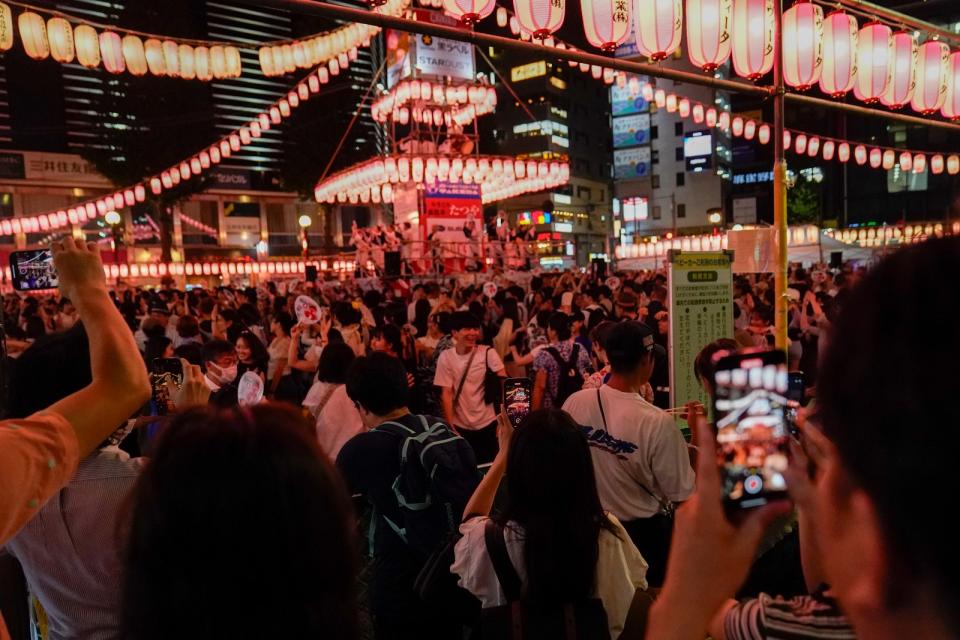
[316, 56, 388, 184]
[476, 47, 538, 124]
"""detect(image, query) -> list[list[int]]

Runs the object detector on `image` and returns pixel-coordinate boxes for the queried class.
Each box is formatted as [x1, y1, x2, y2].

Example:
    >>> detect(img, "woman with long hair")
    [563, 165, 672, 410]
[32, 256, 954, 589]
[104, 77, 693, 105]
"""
[452, 409, 647, 638]
[120, 404, 359, 640]
[235, 330, 269, 382]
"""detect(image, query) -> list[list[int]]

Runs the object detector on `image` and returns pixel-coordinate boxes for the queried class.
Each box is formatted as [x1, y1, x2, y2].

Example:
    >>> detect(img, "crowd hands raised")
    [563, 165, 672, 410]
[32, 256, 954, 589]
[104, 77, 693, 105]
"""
[0, 236, 955, 640]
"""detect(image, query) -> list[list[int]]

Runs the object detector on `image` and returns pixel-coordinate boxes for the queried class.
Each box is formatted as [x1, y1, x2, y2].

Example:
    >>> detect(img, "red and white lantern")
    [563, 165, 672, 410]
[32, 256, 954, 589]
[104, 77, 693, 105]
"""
[911, 41, 948, 115]
[731, 0, 775, 80]
[513, 0, 566, 38]
[881, 31, 916, 109]
[941, 51, 960, 120]
[782, 1, 823, 90]
[854, 23, 892, 103]
[686, 0, 732, 71]
[634, 0, 682, 61]
[442, 0, 495, 25]
[819, 11, 858, 97]
[582, 0, 630, 51]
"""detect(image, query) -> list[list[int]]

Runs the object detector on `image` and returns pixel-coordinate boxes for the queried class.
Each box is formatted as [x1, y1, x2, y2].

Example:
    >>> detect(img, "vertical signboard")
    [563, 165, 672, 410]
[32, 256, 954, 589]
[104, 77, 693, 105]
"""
[668, 251, 734, 427]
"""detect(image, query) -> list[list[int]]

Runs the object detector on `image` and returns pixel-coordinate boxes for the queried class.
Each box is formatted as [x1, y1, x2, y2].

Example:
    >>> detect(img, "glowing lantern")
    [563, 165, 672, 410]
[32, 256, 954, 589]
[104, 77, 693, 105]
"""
[98, 31, 125, 74]
[758, 123, 770, 144]
[225, 47, 242, 78]
[882, 149, 895, 169]
[194, 46, 212, 81]
[135, 185, 145, 202]
[731, 116, 744, 136]
[162, 40, 180, 76]
[931, 154, 944, 174]
[783, 131, 791, 148]
[122, 35, 148, 76]
[718, 110, 730, 130]
[941, 52, 960, 120]
[210, 45, 227, 78]
[880, 31, 916, 109]
[822, 139, 835, 160]
[911, 41, 948, 115]
[581, 0, 631, 52]
[869, 147, 882, 168]
[854, 145, 867, 165]
[47, 17, 75, 63]
[679, 98, 691, 117]
[685, 0, 731, 71]
[513, 0, 566, 39]
[819, 11, 858, 97]
[731, 0, 775, 80]
[948, 155, 960, 175]
[913, 153, 926, 173]
[807, 137, 820, 157]
[781, 1, 822, 90]
[18, 12, 49, 60]
[442, 0, 495, 25]
[854, 23, 892, 103]
[837, 142, 850, 162]
[150, 177, 162, 194]
[144, 39, 165, 75]
[259, 47, 276, 76]
[744, 119, 756, 139]
[179, 44, 196, 80]
[0, 3, 12, 51]
[634, 0, 682, 60]
[706, 107, 717, 127]
[496, 6, 508, 26]
[794, 133, 807, 154]
[655, 89, 666, 107]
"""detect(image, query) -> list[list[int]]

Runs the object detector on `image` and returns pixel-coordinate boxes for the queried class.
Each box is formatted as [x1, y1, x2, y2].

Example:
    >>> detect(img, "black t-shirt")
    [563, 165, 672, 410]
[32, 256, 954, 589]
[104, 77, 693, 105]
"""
[336, 413, 443, 618]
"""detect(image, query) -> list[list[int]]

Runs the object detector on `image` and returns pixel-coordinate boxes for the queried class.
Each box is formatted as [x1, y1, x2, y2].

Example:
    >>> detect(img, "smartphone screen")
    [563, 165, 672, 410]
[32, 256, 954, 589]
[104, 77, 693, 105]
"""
[150, 358, 184, 416]
[713, 350, 789, 510]
[10, 249, 58, 291]
[503, 377, 532, 429]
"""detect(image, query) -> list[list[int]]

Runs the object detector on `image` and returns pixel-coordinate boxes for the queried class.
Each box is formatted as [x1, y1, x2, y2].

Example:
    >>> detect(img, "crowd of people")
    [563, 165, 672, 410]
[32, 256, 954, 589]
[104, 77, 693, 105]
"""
[0, 235, 955, 640]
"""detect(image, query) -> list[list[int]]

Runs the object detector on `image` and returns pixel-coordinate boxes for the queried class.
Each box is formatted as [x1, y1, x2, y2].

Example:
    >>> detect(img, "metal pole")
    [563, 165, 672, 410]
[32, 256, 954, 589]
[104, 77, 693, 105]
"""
[241, 0, 773, 96]
[785, 92, 960, 134]
[826, 0, 960, 48]
[773, 0, 789, 353]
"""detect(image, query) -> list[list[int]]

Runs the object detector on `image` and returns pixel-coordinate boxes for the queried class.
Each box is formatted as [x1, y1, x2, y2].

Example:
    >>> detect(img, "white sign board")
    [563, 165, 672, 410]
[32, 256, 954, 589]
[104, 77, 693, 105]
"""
[732, 197, 758, 225]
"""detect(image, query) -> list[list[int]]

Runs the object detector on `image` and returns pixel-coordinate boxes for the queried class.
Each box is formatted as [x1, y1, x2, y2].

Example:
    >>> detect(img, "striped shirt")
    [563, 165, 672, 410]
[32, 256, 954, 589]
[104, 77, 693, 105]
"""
[724, 587, 856, 640]
[3, 448, 144, 640]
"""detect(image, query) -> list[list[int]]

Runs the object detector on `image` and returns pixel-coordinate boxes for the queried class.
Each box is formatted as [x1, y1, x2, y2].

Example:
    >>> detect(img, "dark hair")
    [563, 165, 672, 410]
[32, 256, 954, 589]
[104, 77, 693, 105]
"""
[202, 340, 236, 366]
[218, 308, 239, 325]
[345, 352, 408, 416]
[605, 321, 653, 374]
[144, 336, 173, 364]
[413, 298, 432, 337]
[432, 311, 453, 335]
[334, 302, 360, 327]
[271, 311, 295, 337]
[450, 310, 481, 331]
[174, 343, 203, 367]
[371, 323, 403, 357]
[547, 312, 572, 341]
[176, 315, 201, 339]
[120, 404, 358, 640]
[496, 409, 616, 605]
[198, 297, 216, 316]
[501, 297, 520, 325]
[236, 331, 269, 368]
[317, 343, 355, 385]
[693, 338, 739, 393]
[8, 323, 92, 419]
[816, 238, 959, 624]
[588, 320, 616, 353]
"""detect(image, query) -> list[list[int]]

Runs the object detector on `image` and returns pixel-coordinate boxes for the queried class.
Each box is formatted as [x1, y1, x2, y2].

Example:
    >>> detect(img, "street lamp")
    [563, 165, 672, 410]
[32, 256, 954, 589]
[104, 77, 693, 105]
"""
[298, 214, 312, 257]
[708, 211, 723, 225]
[104, 210, 122, 263]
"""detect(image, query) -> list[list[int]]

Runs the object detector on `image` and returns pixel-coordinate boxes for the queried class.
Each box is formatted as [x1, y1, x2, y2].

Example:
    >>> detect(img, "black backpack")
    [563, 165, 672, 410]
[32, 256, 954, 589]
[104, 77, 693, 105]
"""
[546, 344, 584, 407]
[480, 519, 610, 640]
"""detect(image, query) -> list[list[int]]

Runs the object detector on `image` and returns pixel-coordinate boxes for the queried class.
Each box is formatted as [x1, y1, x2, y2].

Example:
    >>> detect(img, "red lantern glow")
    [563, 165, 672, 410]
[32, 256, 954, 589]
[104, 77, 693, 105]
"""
[911, 41, 948, 115]
[782, 1, 823, 90]
[513, 0, 566, 39]
[819, 11, 858, 97]
[581, 0, 631, 51]
[854, 23, 893, 103]
[686, 0, 732, 71]
[731, 0, 775, 80]
[634, 0, 682, 60]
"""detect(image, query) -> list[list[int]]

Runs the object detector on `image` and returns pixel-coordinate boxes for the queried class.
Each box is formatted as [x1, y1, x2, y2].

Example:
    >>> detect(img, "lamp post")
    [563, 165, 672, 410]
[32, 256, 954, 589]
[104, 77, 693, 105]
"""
[298, 214, 312, 258]
[105, 210, 122, 263]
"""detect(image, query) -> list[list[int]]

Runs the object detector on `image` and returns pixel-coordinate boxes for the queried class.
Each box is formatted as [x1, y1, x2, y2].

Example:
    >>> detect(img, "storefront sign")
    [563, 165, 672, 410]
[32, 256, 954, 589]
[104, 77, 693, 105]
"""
[613, 113, 651, 148]
[511, 60, 547, 82]
[613, 146, 651, 179]
[22, 151, 110, 186]
[611, 75, 649, 115]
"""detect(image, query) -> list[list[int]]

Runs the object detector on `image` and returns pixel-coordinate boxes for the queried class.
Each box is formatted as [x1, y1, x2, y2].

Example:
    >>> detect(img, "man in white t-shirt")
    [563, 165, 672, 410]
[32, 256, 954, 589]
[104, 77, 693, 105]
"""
[562, 320, 695, 586]
[434, 311, 506, 463]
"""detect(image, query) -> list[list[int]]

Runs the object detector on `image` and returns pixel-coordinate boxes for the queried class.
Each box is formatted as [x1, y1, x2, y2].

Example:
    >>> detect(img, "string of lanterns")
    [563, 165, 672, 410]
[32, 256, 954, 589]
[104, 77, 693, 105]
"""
[88, 258, 359, 281]
[178, 211, 219, 237]
[631, 79, 960, 175]
[371, 78, 497, 127]
[0, 59, 354, 238]
[424, 0, 960, 121]
[0, 0, 407, 81]
[313, 154, 571, 205]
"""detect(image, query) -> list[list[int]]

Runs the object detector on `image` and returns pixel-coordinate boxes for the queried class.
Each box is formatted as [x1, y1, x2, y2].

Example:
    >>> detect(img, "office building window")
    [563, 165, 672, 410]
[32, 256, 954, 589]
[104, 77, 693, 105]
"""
[651, 125, 659, 140]
[652, 149, 659, 164]
[653, 205, 661, 219]
[677, 203, 686, 218]
[652, 174, 660, 188]
[676, 172, 685, 186]
[675, 146, 684, 161]
[675, 122, 684, 136]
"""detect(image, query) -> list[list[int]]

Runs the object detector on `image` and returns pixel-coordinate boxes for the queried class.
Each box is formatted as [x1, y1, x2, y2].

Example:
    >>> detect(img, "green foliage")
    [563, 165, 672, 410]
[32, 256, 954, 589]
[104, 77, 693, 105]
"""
[788, 174, 821, 225]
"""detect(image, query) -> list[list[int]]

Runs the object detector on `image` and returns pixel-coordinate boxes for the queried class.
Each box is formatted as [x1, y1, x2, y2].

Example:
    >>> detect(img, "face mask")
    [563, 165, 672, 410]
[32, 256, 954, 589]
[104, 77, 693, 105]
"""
[218, 365, 239, 384]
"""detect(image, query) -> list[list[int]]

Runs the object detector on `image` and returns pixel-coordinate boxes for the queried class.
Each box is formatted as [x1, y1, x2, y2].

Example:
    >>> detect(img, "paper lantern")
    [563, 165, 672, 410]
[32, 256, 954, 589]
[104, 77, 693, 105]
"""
[807, 137, 820, 157]
[868, 147, 882, 168]
[854, 145, 867, 165]
[0, 3, 12, 51]
[911, 41, 948, 114]
[634, 0, 682, 60]
[225, 47, 242, 78]
[47, 17, 75, 63]
[942, 51, 960, 120]
[144, 38, 165, 75]
[442, 0, 495, 25]
[685, 0, 731, 71]
[794, 133, 807, 154]
[913, 153, 926, 173]
[259, 47, 276, 76]
[99, 31, 125, 74]
[151, 177, 162, 194]
[822, 139, 835, 160]
[679, 98, 691, 117]
[581, 0, 631, 51]
[162, 40, 180, 76]
[210, 45, 227, 78]
[496, 6, 508, 26]
[18, 12, 49, 60]
[513, 0, 566, 38]
[881, 149, 895, 169]
[819, 12, 858, 97]
[194, 46, 212, 81]
[931, 154, 944, 174]
[758, 123, 770, 144]
[731, 0, 775, 80]
[120, 35, 148, 76]
[837, 142, 850, 162]
[706, 107, 718, 127]
[692, 103, 704, 123]
[880, 31, 916, 109]
[948, 155, 960, 175]
[743, 119, 756, 139]
[782, 1, 822, 90]
[718, 110, 730, 130]
[853, 23, 892, 103]
[179, 44, 196, 80]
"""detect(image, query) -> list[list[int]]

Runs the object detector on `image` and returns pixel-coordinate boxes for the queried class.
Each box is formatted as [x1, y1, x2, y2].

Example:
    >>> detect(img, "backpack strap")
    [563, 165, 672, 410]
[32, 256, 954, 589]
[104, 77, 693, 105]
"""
[453, 347, 479, 409]
[484, 519, 523, 603]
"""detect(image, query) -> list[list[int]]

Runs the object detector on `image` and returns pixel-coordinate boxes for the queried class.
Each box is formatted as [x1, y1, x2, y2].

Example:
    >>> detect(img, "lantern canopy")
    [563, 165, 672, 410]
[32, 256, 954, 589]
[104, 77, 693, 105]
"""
[634, 0, 682, 61]
[853, 23, 892, 103]
[581, 0, 631, 52]
[782, 1, 823, 90]
[442, 0, 496, 25]
[514, 0, 566, 38]
[911, 40, 948, 115]
[819, 11, 858, 97]
[685, 0, 732, 71]
[881, 31, 916, 109]
[731, 0, 775, 80]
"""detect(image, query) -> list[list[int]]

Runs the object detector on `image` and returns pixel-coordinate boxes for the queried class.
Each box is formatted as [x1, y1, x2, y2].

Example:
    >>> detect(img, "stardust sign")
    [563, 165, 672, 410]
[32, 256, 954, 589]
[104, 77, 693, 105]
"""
[386, 9, 476, 85]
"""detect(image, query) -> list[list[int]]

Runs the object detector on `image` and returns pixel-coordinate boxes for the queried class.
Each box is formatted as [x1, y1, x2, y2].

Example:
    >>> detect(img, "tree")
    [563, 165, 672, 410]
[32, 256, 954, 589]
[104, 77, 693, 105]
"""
[788, 174, 821, 225]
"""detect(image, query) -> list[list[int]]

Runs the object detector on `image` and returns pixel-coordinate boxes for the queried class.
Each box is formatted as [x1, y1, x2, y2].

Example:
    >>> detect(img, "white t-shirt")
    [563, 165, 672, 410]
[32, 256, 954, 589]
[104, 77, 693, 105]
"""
[267, 336, 291, 379]
[562, 385, 695, 521]
[451, 514, 648, 640]
[315, 384, 365, 460]
[434, 346, 505, 430]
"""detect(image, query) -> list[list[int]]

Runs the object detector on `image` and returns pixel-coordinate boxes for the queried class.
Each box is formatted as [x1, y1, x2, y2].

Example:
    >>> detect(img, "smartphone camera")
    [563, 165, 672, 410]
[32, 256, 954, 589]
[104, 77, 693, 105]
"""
[150, 358, 184, 416]
[503, 377, 532, 429]
[712, 350, 790, 511]
[9, 249, 58, 291]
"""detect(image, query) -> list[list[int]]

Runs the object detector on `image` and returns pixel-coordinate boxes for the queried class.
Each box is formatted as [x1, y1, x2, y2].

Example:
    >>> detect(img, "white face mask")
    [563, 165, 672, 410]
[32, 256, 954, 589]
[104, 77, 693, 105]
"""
[208, 361, 238, 386]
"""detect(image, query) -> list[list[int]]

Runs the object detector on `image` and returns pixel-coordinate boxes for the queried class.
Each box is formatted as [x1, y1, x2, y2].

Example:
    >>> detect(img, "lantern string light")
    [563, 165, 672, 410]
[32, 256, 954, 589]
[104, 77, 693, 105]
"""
[0, 60, 345, 238]
[178, 211, 219, 237]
